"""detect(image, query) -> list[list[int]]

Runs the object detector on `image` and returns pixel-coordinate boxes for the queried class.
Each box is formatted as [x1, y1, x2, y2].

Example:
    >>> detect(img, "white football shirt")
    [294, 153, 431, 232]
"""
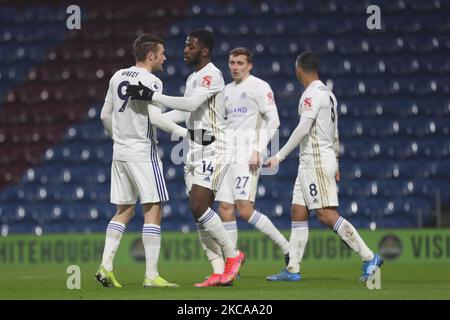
[298, 80, 338, 168]
[183, 62, 227, 151]
[224, 75, 278, 162]
[104, 66, 163, 162]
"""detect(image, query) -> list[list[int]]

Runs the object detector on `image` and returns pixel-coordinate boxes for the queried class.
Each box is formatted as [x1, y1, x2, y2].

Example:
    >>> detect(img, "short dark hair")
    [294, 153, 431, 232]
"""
[296, 51, 319, 73]
[229, 47, 253, 63]
[188, 29, 215, 53]
[133, 33, 164, 62]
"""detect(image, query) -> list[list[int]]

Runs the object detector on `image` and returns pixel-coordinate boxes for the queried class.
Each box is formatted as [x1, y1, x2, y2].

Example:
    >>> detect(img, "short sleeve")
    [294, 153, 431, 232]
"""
[299, 89, 323, 120]
[255, 82, 277, 114]
[192, 69, 224, 98]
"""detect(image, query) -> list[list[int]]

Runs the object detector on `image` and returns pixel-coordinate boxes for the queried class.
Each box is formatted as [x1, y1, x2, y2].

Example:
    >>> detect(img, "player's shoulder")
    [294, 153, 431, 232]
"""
[303, 80, 328, 97]
[328, 87, 337, 100]
[311, 80, 328, 92]
[111, 66, 158, 81]
[200, 62, 223, 80]
[186, 71, 196, 83]
[248, 75, 272, 91]
[204, 62, 222, 74]
[196, 63, 225, 90]
[136, 68, 161, 82]
[136, 70, 163, 92]
[225, 81, 234, 90]
[248, 75, 267, 85]
[110, 68, 125, 81]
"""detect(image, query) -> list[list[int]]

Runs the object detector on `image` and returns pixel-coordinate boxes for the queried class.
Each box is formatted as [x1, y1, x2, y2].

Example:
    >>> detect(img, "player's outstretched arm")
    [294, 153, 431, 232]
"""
[100, 100, 113, 137]
[126, 81, 208, 112]
[333, 119, 340, 167]
[148, 104, 188, 139]
[267, 116, 314, 167]
[249, 109, 280, 172]
[164, 110, 186, 124]
[148, 105, 215, 146]
[152, 92, 208, 112]
[256, 109, 281, 154]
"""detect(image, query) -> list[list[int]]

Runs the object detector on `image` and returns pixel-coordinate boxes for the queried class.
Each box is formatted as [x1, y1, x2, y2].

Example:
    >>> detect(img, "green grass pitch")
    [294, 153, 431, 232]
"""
[1, 260, 449, 300]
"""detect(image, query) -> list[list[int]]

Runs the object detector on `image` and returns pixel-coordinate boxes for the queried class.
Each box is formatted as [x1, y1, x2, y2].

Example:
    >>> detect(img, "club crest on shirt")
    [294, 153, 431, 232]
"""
[240, 92, 247, 99]
[200, 75, 213, 88]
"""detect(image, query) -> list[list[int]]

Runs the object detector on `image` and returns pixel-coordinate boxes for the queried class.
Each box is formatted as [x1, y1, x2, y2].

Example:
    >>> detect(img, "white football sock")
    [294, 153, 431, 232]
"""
[223, 221, 238, 248]
[287, 221, 309, 273]
[142, 224, 161, 280]
[249, 210, 289, 255]
[198, 208, 239, 259]
[101, 221, 125, 271]
[333, 217, 374, 261]
[197, 223, 225, 274]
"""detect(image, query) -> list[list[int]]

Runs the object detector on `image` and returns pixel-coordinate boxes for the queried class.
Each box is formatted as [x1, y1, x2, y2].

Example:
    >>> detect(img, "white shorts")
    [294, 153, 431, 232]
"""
[184, 144, 231, 193]
[292, 164, 339, 210]
[110, 160, 169, 205]
[215, 163, 259, 204]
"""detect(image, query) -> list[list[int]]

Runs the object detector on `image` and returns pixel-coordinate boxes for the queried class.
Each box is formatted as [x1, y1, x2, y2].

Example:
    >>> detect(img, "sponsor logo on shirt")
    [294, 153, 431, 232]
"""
[303, 97, 313, 110]
[230, 106, 248, 113]
[266, 92, 275, 104]
[200, 75, 213, 88]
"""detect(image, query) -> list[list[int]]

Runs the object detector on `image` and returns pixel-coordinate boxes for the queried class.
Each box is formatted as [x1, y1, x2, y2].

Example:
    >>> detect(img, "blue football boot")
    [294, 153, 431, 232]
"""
[266, 269, 301, 282]
[360, 253, 384, 281]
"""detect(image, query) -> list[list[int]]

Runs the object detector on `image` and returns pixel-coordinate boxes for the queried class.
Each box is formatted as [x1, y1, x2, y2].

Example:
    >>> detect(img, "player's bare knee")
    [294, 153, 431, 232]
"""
[115, 205, 135, 219]
[121, 210, 135, 220]
[291, 204, 308, 221]
[112, 212, 134, 225]
[189, 185, 215, 217]
[189, 199, 208, 217]
[316, 208, 336, 227]
[235, 201, 253, 221]
[219, 202, 235, 222]
[315, 211, 328, 225]
[291, 207, 301, 218]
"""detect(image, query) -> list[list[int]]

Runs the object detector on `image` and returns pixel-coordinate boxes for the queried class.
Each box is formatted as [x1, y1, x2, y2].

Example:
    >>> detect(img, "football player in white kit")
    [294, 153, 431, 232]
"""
[96, 34, 186, 288]
[265, 52, 383, 282]
[214, 48, 290, 273]
[126, 29, 245, 287]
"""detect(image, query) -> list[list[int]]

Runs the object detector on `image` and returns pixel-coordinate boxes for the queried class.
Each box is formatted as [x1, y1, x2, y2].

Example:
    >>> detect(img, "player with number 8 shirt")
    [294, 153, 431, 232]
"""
[265, 51, 383, 282]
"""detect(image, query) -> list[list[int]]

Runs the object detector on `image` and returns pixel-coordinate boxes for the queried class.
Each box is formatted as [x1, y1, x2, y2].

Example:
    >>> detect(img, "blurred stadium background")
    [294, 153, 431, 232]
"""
[1, 0, 449, 233]
[0, 0, 449, 299]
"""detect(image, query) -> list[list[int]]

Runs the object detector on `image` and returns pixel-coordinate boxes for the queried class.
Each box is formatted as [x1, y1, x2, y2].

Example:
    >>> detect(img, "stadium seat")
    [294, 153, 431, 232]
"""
[0, 0, 449, 234]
